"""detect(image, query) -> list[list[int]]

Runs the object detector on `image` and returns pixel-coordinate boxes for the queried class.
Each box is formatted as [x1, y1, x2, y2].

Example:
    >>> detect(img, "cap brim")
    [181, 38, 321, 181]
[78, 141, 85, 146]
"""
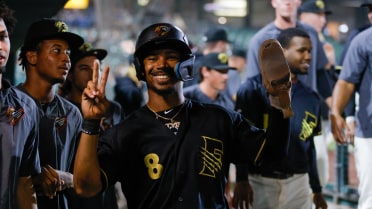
[204, 37, 233, 43]
[85, 49, 108, 60]
[299, 9, 332, 15]
[135, 39, 192, 59]
[211, 65, 237, 70]
[71, 49, 108, 64]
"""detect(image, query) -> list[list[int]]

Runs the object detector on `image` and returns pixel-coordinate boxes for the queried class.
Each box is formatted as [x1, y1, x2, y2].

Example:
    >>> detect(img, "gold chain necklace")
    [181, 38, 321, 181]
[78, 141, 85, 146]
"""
[147, 103, 185, 123]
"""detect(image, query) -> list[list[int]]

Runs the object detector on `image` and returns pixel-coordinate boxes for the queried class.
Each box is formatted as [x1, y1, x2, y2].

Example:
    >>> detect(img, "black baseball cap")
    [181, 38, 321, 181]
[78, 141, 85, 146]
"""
[202, 52, 236, 70]
[71, 42, 107, 65]
[298, 0, 332, 15]
[202, 27, 231, 43]
[231, 48, 247, 59]
[22, 18, 84, 50]
[361, 0, 372, 7]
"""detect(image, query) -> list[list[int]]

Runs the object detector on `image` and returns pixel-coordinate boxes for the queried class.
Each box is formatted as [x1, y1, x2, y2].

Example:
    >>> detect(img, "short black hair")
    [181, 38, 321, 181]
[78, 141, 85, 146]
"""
[0, 1, 17, 34]
[277, 28, 310, 48]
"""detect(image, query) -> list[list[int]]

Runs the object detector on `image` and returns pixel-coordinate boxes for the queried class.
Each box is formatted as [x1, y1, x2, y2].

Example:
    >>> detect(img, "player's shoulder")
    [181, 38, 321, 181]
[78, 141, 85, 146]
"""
[1, 87, 40, 124]
[353, 26, 372, 42]
[239, 75, 263, 92]
[183, 84, 199, 94]
[251, 22, 277, 40]
[297, 21, 319, 37]
[6, 86, 38, 110]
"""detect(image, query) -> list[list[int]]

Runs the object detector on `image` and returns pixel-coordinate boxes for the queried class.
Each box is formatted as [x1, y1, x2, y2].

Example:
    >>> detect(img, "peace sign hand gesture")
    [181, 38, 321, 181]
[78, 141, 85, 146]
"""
[81, 60, 111, 120]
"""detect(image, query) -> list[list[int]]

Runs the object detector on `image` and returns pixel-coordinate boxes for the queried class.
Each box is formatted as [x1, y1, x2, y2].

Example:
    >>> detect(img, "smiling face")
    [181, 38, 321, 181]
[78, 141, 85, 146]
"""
[283, 36, 312, 75]
[142, 48, 181, 95]
[0, 18, 10, 73]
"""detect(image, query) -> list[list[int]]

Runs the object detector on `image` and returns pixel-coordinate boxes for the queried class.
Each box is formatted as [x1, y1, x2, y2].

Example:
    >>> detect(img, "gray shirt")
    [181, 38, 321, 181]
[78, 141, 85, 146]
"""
[339, 27, 372, 137]
[183, 84, 235, 111]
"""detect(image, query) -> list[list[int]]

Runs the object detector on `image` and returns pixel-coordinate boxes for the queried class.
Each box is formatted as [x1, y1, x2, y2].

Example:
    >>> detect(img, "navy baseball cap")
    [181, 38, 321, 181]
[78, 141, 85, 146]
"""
[361, 0, 372, 7]
[202, 52, 236, 70]
[71, 42, 107, 65]
[298, 0, 332, 15]
[22, 18, 84, 50]
[202, 27, 231, 43]
[231, 48, 247, 59]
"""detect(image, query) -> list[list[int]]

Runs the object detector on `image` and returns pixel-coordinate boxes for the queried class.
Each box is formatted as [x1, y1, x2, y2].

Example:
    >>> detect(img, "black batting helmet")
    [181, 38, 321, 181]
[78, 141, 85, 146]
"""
[133, 23, 194, 81]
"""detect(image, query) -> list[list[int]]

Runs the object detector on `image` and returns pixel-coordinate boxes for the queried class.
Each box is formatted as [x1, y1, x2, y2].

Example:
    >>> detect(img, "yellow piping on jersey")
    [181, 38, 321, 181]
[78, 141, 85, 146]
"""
[263, 113, 269, 129]
[100, 168, 109, 191]
[254, 138, 267, 166]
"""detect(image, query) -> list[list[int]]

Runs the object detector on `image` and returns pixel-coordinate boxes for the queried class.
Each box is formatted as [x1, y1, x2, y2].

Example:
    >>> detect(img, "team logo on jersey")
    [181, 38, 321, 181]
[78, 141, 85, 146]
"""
[55, 116, 67, 130]
[199, 136, 223, 178]
[154, 25, 170, 37]
[7, 106, 24, 126]
[299, 111, 317, 141]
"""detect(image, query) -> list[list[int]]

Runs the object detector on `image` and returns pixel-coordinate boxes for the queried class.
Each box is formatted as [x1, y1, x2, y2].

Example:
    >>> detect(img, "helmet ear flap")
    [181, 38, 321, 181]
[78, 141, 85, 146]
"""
[134, 56, 145, 81]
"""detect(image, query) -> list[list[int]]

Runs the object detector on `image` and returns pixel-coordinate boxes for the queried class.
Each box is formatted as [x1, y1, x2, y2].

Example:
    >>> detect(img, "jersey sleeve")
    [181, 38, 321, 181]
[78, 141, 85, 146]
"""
[97, 127, 122, 189]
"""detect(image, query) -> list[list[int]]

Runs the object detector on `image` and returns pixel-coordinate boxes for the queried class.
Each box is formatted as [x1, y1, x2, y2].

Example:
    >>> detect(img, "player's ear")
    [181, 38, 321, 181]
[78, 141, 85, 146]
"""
[26, 51, 37, 65]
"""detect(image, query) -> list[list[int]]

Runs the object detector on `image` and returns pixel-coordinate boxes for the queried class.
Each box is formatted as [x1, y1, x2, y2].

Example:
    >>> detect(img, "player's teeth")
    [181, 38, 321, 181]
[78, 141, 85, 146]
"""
[156, 75, 168, 79]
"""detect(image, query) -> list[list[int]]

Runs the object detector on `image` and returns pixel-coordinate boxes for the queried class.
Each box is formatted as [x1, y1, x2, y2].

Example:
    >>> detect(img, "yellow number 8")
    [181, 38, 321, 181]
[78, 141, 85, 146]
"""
[144, 153, 163, 180]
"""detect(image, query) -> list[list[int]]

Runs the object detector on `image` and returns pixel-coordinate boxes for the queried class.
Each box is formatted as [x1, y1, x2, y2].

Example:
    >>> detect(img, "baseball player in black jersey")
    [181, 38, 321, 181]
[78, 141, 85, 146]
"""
[17, 18, 84, 209]
[235, 28, 328, 209]
[0, 3, 40, 209]
[74, 23, 292, 209]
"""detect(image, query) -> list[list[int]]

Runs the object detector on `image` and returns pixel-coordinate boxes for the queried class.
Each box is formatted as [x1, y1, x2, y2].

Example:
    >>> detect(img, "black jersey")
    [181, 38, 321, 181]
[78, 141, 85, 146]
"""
[97, 99, 289, 209]
[236, 76, 323, 193]
[0, 84, 40, 209]
[17, 84, 82, 209]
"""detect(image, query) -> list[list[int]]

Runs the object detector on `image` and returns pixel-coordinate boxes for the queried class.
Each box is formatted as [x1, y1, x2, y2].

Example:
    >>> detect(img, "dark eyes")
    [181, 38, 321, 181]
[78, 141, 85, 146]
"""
[52, 48, 71, 55]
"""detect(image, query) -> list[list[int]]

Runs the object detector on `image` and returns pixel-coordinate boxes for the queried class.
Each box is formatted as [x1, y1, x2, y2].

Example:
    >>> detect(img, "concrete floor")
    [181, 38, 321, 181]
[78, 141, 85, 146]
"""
[328, 202, 356, 209]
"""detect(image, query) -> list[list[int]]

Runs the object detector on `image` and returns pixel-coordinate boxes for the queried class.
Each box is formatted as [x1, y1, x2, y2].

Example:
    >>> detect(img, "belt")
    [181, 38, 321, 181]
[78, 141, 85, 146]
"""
[260, 171, 294, 179]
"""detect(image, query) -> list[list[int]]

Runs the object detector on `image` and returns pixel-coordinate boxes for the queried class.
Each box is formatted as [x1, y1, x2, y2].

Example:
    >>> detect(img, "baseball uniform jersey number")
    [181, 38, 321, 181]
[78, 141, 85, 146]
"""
[144, 153, 164, 180]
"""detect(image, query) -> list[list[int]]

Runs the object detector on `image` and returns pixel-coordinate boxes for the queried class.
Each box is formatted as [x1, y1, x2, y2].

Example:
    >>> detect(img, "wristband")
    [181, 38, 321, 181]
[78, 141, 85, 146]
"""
[345, 116, 356, 124]
[82, 119, 101, 135]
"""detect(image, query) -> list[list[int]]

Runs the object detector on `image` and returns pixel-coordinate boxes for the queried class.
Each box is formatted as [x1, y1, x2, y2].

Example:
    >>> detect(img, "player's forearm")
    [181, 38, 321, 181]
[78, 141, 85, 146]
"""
[73, 132, 102, 197]
[331, 80, 355, 116]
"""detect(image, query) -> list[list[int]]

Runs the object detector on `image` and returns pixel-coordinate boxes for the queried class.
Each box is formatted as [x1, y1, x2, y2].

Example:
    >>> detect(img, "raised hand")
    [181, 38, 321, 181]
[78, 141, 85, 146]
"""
[258, 39, 293, 118]
[81, 60, 111, 120]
